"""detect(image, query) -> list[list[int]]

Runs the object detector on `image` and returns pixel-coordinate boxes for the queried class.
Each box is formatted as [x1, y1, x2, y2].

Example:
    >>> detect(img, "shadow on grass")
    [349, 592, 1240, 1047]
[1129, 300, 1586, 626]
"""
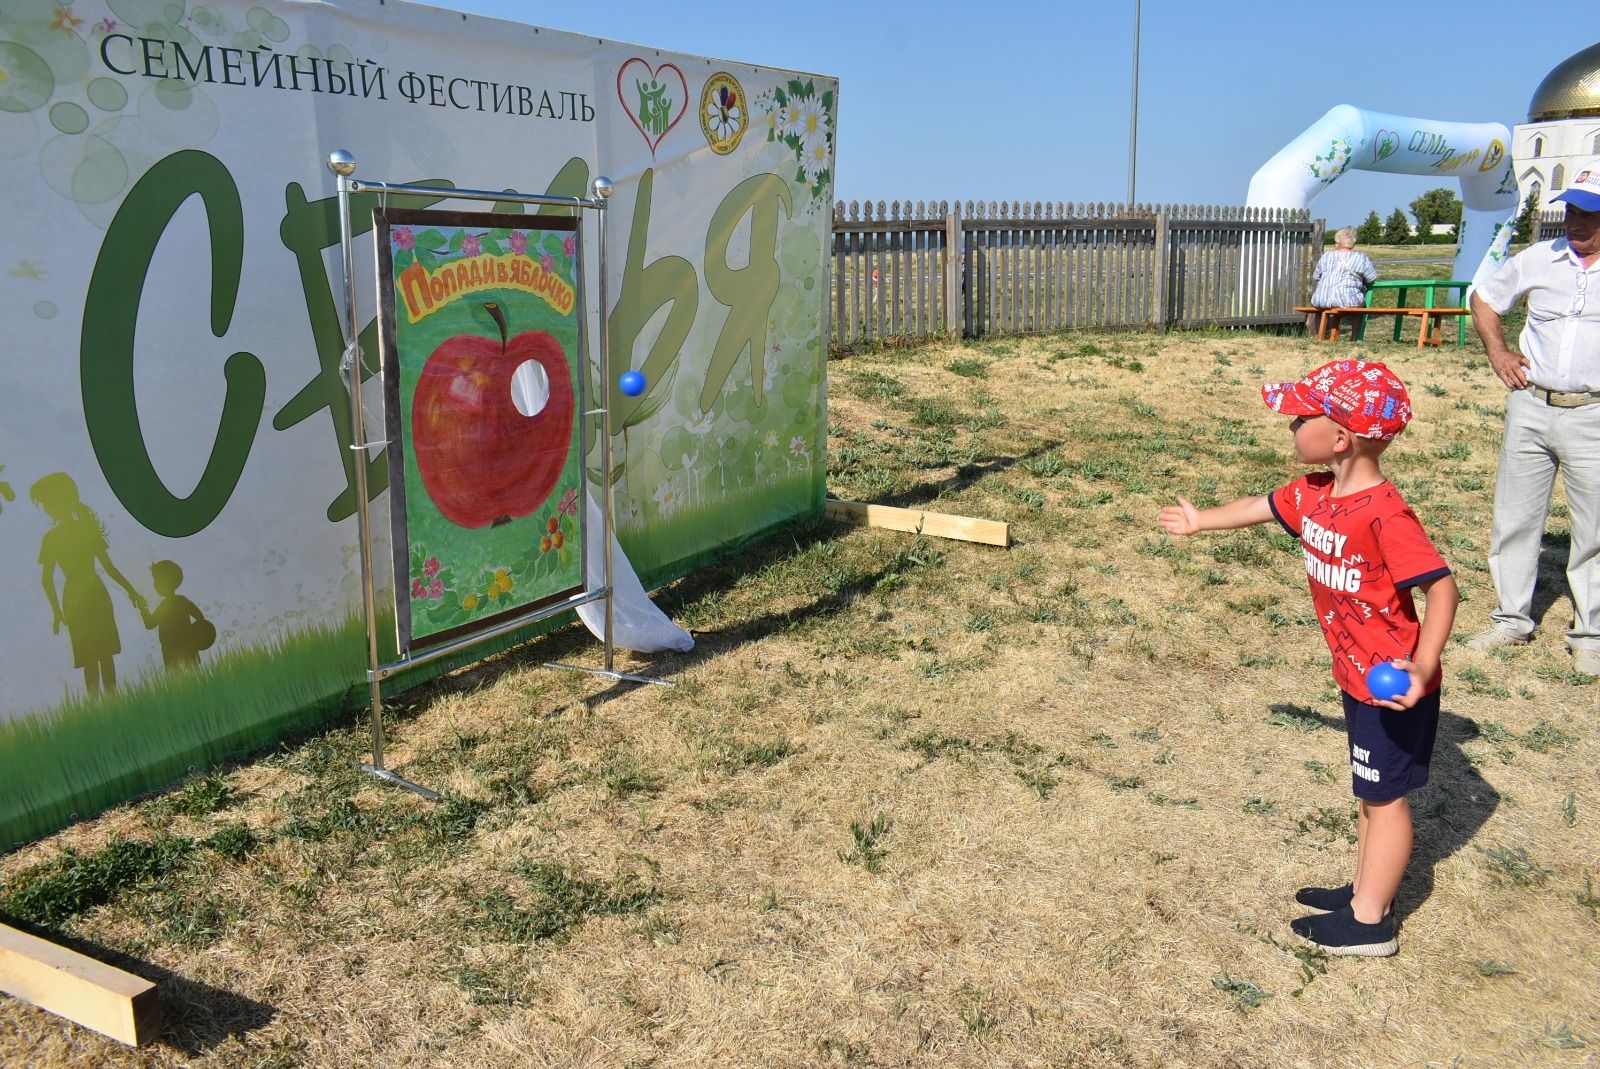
[873, 438, 1062, 513]
[1530, 531, 1574, 631]
[0, 921, 276, 1053]
[1268, 703, 1500, 924]
[370, 516, 857, 710]
[356, 432, 1059, 712]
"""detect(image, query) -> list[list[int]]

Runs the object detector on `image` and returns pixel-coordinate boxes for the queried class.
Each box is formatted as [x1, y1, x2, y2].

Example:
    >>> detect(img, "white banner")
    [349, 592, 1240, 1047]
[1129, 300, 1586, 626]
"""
[0, 0, 837, 844]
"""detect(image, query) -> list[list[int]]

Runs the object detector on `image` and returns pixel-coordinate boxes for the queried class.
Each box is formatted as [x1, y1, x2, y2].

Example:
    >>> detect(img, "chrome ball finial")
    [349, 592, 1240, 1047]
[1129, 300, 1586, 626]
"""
[592, 176, 614, 200]
[327, 149, 357, 177]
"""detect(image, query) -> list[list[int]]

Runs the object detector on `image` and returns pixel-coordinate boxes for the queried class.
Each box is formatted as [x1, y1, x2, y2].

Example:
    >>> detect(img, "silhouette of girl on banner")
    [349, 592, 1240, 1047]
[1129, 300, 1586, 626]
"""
[31, 472, 146, 694]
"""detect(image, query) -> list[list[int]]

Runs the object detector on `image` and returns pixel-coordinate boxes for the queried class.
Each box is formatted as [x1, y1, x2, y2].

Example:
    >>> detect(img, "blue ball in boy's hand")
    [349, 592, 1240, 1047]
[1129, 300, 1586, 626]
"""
[619, 370, 647, 397]
[1366, 661, 1411, 703]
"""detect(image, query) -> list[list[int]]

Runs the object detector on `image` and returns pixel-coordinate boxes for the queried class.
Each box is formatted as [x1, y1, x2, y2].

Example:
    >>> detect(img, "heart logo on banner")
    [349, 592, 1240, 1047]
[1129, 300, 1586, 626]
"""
[617, 59, 688, 157]
[1373, 129, 1399, 164]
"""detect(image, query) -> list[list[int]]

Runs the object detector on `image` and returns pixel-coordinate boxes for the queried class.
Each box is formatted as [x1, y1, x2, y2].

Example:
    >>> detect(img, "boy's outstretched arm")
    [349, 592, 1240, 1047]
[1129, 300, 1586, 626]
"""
[1158, 494, 1273, 537]
[1376, 573, 1459, 711]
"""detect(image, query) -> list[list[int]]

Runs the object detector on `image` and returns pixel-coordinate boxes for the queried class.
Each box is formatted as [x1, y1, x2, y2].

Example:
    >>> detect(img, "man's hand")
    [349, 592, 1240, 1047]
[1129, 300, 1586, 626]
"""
[1157, 496, 1202, 537]
[1486, 345, 1530, 390]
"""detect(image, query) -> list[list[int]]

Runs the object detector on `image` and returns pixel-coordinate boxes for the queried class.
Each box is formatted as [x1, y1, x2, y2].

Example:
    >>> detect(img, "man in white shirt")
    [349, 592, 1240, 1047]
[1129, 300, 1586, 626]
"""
[1468, 158, 1600, 677]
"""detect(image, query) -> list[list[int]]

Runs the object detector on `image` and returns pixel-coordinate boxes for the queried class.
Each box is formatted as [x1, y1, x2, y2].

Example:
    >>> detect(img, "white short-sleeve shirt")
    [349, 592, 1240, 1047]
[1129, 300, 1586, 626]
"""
[1475, 237, 1600, 392]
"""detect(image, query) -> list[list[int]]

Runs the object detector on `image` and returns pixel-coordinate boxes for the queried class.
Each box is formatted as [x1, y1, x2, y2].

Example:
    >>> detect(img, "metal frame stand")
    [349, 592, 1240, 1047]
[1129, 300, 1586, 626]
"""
[326, 149, 670, 801]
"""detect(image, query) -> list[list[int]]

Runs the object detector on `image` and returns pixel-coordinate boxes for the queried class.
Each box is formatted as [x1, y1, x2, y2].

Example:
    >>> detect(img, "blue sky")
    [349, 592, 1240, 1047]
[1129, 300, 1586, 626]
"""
[431, 0, 1581, 228]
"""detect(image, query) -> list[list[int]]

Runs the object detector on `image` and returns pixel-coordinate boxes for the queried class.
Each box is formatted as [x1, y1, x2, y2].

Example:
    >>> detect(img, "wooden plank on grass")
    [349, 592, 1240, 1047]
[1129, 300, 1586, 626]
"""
[0, 923, 160, 1046]
[825, 499, 1009, 547]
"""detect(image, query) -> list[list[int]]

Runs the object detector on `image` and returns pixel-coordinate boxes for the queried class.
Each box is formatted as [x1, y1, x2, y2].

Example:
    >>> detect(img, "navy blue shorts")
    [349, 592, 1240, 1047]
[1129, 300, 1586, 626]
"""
[1341, 688, 1440, 801]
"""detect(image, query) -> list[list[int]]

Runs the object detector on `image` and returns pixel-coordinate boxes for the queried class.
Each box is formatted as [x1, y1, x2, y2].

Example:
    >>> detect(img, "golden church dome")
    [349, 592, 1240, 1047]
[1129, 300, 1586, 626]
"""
[1528, 42, 1600, 122]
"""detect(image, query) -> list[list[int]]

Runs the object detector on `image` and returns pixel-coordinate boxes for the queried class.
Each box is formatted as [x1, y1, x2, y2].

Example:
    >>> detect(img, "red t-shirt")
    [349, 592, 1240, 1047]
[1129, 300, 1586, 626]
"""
[1269, 473, 1451, 697]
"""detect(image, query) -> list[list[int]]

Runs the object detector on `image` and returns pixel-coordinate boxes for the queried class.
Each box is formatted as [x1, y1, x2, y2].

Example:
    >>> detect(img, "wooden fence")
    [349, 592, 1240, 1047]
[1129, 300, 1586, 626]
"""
[830, 201, 1321, 346]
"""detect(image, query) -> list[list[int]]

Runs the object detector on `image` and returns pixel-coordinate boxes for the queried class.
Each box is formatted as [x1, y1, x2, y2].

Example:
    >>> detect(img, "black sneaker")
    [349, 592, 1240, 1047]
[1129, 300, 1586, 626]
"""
[1290, 905, 1398, 957]
[1294, 883, 1353, 911]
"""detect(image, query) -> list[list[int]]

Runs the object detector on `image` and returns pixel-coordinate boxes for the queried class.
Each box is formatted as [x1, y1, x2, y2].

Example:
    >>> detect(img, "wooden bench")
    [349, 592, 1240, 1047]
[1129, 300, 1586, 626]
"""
[1294, 306, 1325, 337]
[1296, 306, 1372, 343]
[1321, 306, 1470, 347]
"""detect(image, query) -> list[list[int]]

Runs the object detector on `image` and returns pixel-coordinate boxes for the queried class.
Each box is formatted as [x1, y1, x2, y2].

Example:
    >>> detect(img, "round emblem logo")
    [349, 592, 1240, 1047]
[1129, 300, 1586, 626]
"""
[700, 73, 748, 156]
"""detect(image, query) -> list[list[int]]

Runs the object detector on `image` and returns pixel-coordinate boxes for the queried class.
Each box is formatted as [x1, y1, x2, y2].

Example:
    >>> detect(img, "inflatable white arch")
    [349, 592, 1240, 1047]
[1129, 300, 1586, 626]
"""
[1246, 105, 1521, 290]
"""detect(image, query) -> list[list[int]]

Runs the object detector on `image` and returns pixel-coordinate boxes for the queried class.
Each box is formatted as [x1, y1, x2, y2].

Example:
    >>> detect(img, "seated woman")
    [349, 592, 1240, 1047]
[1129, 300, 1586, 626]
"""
[1307, 227, 1379, 338]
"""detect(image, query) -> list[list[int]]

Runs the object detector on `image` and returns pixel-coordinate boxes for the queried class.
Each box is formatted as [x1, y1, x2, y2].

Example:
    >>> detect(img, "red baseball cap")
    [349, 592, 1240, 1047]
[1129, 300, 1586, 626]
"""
[1261, 359, 1412, 440]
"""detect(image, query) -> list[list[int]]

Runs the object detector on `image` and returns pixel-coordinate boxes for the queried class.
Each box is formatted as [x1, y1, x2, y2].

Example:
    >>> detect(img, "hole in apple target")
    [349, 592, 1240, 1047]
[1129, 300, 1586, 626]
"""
[510, 360, 550, 418]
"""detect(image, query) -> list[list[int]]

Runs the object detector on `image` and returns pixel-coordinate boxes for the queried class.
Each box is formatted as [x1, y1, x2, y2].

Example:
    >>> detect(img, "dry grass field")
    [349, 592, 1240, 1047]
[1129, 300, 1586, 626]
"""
[2, 327, 1597, 1069]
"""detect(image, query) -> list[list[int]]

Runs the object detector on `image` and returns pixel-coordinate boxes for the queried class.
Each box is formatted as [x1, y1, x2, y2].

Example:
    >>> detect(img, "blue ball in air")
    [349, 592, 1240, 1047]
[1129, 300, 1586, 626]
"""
[1366, 661, 1411, 703]
[619, 370, 647, 397]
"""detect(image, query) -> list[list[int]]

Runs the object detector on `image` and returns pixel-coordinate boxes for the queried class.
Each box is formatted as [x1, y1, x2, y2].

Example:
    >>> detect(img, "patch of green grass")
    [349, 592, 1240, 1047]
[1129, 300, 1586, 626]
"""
[1521, 720, 1575, 753]
[1532, 663, 1599, 687]
[452, 966, 530, 1007]
[907, 397, 964, 428]
[706, 735, 795, 773]
[1303, 760, 1337, 783]
[469, 860, 661, 944]
[1244, 798, 1277, 816]
[1103, 353, 1144, 373]
[903, 731, 1069, 797]
[963, 611, 995, 633]
[1212, 972, 1271, 1012]
[1297, 805, 1357, 844]
[1458, 666, 1512, 699]
[1021, 601, 1061, 624]
[1268, 705, 1321, 733]
[426, 795, 489, 846]
[1011, 486, 1046, 510]
[1211, 535, 1273, 566]
[155, 893, 232, 948]
[1577, 875, 1599, 920]
[1108, 776, 1144, 791]
[847, 370, 908, 401]
[148, 773, 238, 819]
[202, 822, 259, 862]
[946, 357, 989, 378]
[0, 834, 196, 927]
[1020, 450, 1066, 478]
[1541, 1022, 1589, 1050]
[281, 796, 379, 843]
[957, 986, 1002, 1040]
[840, 812, 890, 873]
[1476, 844, 1551, 887]
[596, 753, 664, 801]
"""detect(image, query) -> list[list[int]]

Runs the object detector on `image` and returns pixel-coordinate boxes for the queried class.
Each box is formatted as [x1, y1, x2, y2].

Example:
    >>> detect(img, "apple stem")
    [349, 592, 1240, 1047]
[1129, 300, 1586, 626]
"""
[483, 302, 508, 354]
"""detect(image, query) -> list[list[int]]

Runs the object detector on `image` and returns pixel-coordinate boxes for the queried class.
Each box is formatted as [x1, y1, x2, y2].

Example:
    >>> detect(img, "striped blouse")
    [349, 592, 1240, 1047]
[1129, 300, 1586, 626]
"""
[1309, 250, 1379, 309]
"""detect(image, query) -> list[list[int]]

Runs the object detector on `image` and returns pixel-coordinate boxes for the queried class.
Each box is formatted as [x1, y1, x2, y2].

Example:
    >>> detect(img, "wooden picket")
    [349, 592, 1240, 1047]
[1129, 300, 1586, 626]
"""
[831, 200, 1320, 345]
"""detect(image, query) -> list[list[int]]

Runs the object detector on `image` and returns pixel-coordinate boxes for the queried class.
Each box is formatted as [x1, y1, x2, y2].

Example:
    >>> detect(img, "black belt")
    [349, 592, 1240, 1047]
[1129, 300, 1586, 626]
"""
[1528, 385, 1600, 408]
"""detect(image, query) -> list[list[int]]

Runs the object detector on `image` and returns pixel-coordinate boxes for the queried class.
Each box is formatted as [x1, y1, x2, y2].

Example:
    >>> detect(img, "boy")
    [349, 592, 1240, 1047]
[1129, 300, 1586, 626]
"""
[141, 559, 215, 671]
[1158, 359, 1458, 956]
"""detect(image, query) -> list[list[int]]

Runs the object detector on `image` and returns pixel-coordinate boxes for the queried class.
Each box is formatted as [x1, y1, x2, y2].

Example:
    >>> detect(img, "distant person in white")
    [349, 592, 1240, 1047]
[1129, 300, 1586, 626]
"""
[1307, 228, 1379, 338]
[1468, 157, 1600, 678]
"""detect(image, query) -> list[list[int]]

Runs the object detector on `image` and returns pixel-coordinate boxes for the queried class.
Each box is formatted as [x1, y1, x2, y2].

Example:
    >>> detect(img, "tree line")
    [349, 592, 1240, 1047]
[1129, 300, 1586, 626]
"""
[1346, 187, 1542, 246]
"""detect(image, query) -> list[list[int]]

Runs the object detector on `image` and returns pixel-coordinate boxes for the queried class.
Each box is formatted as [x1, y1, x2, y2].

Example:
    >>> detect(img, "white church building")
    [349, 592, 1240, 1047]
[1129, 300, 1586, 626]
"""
[1514, 42, 1600, 213]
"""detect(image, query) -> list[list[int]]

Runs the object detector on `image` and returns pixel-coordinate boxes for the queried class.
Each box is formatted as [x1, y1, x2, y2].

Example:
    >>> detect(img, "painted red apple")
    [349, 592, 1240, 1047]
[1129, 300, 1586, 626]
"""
[411, 302, 574, 528]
